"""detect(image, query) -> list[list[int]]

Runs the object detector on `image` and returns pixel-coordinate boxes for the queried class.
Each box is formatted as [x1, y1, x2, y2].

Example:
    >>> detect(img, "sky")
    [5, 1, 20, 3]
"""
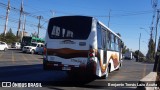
[0, 0, 160, 55]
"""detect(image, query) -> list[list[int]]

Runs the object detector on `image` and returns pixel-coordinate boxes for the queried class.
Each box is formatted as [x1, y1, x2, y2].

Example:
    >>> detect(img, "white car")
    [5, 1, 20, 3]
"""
[22, 42, 44, 54]
[11, 42, 21, 49]
[0, 41, 8, 51]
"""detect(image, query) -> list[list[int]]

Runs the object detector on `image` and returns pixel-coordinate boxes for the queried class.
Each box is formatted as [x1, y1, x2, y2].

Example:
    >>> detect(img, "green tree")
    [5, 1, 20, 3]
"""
[0, 28, 20, 44]
[146, 38, 155, 62]
[116, 33, 127, 54]
[134, 50, 145, 62]
[0, 32, 6, 42]
[122, 45, 127, 54]
[117, 33, 121, 37]
[146, 31, 155, 63]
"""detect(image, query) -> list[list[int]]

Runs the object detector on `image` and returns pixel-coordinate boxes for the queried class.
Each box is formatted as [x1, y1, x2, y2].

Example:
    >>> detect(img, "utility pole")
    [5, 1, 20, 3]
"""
[108, 10, 111, 28]
[21, 14, 26, 41]
[17, 0, 23, 37]
[3, 0, 10, 36]
[138, 33, 141, 62]
[23, 14, 26, 33]
[37, 16, 43, 38]
[150, 27, 153, 39]
[153, 9, 160, 72]
[155, 9, 160, 54]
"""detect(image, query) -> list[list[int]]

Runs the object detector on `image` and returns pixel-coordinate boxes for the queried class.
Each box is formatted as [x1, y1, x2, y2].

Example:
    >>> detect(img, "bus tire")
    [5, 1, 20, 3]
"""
[108, 63, 111, 73]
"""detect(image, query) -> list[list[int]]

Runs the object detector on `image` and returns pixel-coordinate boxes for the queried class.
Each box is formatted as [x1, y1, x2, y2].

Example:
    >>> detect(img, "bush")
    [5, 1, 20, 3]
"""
[0, 28, 20, 44]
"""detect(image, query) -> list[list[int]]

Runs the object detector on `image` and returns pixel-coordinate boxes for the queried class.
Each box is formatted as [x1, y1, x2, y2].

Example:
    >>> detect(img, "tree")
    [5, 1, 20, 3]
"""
[146, 30, 155, 63]
[134, 50, 145, 62]
[0, 28, 20, 43]
[116, 33, 126, 54]
[122, 45, 127, 54]
[117, 33, 121, 37]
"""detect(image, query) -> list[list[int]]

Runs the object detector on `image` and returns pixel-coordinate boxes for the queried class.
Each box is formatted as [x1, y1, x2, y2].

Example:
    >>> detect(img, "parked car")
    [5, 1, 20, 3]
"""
[11, 42, 21, 49]
[0, 41, 8, 51]
[22, 42, 44, 54]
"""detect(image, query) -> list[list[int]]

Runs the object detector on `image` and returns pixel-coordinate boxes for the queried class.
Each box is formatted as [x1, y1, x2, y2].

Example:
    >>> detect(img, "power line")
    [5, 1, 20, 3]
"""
[0, 2, 48, 21]
[108, 9, 111, 28]
[94, 10, 153, 18]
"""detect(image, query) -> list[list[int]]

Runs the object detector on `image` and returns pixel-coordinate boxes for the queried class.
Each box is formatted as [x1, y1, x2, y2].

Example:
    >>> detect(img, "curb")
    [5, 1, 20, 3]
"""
[136, 72, 157, 90]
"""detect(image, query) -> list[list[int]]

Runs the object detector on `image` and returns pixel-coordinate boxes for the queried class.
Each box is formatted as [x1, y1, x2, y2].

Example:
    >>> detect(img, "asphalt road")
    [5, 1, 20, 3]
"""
[0, 49, 154, 90]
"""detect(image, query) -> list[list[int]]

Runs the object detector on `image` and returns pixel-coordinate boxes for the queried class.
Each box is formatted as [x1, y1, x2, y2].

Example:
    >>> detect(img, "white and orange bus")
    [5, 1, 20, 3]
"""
[43, 16, 123, 78]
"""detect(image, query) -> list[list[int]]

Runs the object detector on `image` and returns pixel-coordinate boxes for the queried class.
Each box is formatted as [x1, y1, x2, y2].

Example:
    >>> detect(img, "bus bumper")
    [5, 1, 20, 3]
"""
[43, 58, 96, 76]
[43, 58, 86, 72]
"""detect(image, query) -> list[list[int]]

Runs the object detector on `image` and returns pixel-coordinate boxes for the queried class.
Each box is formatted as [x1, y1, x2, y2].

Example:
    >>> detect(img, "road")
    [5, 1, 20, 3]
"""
[0, 49, 154, 90]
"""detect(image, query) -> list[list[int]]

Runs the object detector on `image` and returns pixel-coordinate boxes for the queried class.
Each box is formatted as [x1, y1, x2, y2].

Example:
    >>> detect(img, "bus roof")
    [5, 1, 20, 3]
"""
[50, 15, 92, 20]
[97, 20, 121, 40]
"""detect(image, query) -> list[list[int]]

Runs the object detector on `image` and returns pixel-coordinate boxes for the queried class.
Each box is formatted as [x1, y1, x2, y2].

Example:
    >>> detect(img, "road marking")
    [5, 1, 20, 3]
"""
[22, 54, 32, 64]
[142, 63, 146, 77]
[29, 54, 43, 63]
[0, 52, 4, 58]
[11, 51, 15, 64]
[29, 54, 37, 60]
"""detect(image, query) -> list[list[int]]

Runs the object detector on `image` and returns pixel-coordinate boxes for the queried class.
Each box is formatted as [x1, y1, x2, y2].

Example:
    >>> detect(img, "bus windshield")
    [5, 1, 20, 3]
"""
[31, 43, 37, 47]
[21, 36, 44, 48]
[48, 16, 92, 40]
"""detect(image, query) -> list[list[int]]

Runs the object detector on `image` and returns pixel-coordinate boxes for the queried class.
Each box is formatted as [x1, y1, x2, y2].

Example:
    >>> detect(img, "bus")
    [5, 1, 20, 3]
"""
[21, 36, 44, 48]
[43, 16, 123, 78]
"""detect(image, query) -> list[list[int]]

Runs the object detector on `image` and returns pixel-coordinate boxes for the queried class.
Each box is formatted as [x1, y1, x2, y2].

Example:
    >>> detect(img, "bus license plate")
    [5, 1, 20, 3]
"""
[62, 67, 71, 70]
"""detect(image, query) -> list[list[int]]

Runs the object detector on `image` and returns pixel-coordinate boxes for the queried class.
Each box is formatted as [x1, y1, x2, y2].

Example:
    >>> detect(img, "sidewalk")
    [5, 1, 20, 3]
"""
[136, 72, 158, 90]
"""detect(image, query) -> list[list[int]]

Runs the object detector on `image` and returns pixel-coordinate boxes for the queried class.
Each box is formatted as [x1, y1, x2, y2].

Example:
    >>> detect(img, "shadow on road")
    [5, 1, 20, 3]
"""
[0, 64, 95, 85]
[0, 64, 138, 90]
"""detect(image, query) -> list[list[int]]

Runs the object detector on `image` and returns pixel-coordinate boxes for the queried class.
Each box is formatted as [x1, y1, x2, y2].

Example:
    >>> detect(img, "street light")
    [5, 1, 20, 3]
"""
[138, 33, 141, 62]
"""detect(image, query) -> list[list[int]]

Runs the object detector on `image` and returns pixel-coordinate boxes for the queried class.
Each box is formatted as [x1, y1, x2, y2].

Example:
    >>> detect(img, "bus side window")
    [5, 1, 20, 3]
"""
[107, 31, 111, 50]
[32, 39, 36, 43]
[111, 33, 115, 50]
[102, 29, 106, 49]
[97, 23, 102, 49]
[115, 37, 119, 51]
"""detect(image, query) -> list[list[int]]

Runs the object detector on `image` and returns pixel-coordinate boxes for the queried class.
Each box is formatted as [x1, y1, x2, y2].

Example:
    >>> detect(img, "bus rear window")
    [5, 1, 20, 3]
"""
[48, 16, 92, 40]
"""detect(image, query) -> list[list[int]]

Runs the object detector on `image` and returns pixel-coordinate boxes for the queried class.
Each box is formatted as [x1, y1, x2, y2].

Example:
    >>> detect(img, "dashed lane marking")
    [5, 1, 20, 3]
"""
[22, 54, 32, 64]
[0, 52, 4, 58]
[12, 51, 15, 64]
[142, 64, 146, 77]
